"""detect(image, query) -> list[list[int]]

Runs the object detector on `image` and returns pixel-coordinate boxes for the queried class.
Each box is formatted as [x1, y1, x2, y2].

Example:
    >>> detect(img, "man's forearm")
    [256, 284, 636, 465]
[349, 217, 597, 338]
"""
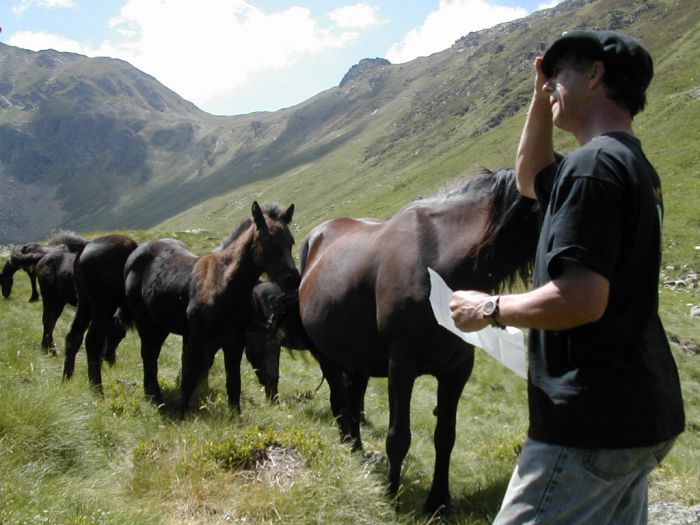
[515, 57, 555, 198]
[516, 97, 554, 198]
[499, 265, 609, 331]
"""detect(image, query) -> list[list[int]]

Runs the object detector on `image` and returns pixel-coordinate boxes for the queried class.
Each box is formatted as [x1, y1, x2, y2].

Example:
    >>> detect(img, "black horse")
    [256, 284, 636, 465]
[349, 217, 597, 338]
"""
[298, 168, 540, 514]
[10, 232, 87, 353]
[123, 202, 300, 413]
[1, 243, 49, 301]
[62, 234, 139, 391]
[244, 280, 311, 402]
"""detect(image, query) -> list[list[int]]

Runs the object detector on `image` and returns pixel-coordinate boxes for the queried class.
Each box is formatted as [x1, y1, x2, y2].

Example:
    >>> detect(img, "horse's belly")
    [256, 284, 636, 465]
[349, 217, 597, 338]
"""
[143, 289, 189, 335]
[303, 302, 388, 376]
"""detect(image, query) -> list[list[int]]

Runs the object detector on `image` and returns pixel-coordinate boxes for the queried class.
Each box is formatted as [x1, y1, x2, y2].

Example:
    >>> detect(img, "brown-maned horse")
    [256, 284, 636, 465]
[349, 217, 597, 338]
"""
[123, 202, 299, 414]
[298, 168, 540, 514]
[62, 234, 139, 391]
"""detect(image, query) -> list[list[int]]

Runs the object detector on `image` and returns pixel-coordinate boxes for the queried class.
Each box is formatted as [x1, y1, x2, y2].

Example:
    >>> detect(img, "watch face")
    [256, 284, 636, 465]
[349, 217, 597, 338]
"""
[483, 299, 496, 316]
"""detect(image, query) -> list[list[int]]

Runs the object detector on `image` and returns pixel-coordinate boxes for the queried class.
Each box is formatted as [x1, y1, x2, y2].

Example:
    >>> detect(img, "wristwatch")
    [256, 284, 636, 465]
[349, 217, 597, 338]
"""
[482, 296, 505, 329]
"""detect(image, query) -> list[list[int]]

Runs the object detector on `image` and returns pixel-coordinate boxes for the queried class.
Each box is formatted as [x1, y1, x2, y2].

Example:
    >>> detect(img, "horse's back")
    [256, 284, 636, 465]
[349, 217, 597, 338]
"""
[77, 234, 138, 309]
[36, 246, 77, 304]
[300, 207, 474, 376]
[124, 238, 197, 333]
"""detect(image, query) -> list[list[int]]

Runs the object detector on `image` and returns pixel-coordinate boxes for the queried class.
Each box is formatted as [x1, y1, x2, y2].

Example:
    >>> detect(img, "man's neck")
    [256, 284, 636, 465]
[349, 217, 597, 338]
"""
[575, 96, 634, 146]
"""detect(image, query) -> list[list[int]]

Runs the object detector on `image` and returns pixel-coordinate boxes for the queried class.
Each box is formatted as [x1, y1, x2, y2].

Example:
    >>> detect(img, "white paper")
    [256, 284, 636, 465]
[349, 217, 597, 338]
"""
[428, 267, 527, 379]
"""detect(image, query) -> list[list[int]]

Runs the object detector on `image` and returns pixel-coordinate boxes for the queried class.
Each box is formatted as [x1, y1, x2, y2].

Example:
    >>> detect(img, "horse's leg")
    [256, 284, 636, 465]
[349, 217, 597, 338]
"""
[28, 269, 39, 302]
[263, 336, 281, 404]
[222, 337, 246, 413]
[40, 294, 65, 355]
[424, 352, 474, 515]
[62, 301, 91, 380]
[84, 315, 113, 393]
[102, 312, 126, 366]
[385, 352, 417, 501]
[138, 327, 168, 405]
[179, 337, 215, 414]
[349, 372, 369, 425]
[317, 354, 362, 451]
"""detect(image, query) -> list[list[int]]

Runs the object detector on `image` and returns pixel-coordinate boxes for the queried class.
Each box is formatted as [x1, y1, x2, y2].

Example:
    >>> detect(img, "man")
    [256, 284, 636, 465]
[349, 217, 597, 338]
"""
[449, 30, 685, 524]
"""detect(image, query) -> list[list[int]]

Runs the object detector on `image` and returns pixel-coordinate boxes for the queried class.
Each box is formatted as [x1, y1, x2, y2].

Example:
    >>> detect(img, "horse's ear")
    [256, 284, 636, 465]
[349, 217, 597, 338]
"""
[251, 201, 269, 234]
[282, 203, 295, 224]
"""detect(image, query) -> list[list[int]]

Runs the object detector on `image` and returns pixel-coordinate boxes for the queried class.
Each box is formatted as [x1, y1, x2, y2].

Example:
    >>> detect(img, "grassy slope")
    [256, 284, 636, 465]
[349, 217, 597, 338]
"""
[1, 269, 696, 525]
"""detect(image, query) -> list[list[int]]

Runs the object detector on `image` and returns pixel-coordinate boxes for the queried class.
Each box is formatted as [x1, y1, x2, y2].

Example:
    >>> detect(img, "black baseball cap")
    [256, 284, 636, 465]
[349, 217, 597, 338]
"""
[541, 30, 653, 91]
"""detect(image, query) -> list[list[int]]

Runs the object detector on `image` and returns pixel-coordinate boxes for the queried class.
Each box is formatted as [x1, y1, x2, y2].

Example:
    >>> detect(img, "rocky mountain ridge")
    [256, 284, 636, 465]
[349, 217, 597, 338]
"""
[1, 0, 698, 246]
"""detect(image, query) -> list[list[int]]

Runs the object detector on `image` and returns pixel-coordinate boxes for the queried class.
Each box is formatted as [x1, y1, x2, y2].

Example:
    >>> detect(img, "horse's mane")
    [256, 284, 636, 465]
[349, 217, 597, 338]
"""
[424, 168, 541, 292]
[217, 204, 288, 251]
[47, 230, 89, 253]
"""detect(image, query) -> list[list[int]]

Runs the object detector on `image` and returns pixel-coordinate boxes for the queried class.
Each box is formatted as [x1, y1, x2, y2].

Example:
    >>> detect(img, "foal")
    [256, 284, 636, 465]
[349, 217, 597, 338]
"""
[124, 202, 299, 413]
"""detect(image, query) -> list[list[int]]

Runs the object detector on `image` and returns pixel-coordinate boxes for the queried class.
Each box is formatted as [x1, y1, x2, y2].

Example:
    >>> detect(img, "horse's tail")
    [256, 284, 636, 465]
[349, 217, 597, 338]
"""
[49, 230, 89, 254]
[114, 303, 134, 332]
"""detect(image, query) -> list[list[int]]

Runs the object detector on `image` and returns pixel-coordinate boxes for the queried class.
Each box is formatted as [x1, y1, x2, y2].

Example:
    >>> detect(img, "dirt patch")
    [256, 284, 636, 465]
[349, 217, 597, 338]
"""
[236, 446, 307, 491]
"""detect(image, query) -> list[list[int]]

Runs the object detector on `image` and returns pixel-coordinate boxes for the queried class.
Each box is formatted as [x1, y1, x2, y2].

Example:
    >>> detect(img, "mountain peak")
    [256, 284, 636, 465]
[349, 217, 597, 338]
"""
[339, 57, 391, 87]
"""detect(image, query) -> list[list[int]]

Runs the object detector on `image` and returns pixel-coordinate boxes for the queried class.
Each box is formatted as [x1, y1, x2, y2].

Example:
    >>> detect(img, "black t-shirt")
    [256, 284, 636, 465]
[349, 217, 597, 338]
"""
[529, 132, 685, 448]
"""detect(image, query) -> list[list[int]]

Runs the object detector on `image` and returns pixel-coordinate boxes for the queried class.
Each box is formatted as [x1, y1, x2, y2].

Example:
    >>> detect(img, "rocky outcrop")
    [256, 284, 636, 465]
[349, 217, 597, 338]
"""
[339, 58, 391, 87]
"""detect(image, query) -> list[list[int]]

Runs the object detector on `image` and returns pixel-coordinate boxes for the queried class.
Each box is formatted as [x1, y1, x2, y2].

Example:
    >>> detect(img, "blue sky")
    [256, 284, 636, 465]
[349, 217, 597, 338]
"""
[0, 0, 561, 116]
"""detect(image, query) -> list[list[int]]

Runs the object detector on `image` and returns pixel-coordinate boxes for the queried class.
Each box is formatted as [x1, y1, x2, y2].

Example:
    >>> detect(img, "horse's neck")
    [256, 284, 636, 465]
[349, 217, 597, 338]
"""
[219, 229, 262, 293]
[432, 199, 488, 260]
[428, 199, 498, 289]
[1, 261, 18, 278]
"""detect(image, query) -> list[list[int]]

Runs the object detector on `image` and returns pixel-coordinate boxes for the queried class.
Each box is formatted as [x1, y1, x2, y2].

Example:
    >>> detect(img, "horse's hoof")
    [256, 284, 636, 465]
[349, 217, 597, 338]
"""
[424, 499, 453, 521]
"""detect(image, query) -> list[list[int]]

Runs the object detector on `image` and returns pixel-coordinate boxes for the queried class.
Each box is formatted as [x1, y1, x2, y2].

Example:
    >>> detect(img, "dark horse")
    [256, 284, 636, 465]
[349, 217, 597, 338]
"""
[1, 243, 49, 301]
[62, 234, 139, 391]
[244, 280, 311, 402]
[298, 168, 540, 514]
[9, 232, 87, 352]
[123, 202, 300, 413]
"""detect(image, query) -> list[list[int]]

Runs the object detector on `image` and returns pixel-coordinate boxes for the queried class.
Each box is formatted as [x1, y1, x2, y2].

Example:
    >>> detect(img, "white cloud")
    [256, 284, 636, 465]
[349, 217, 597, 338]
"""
[9, 0, 368, 112]
[327, 3, 382, 29]
[8, 30, 87, 54]
[386, 0, 527, 64]
[537, 0, 563, 10]
[12, 0, 76, 16]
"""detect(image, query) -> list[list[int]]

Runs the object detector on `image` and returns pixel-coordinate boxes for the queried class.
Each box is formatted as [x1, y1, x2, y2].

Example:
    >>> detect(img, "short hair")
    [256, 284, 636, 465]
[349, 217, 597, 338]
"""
[562, 52, 647, 116]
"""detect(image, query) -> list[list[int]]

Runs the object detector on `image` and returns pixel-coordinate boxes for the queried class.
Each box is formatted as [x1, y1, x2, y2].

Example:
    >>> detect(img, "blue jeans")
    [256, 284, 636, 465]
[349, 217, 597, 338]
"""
[493, 437, 676, 525]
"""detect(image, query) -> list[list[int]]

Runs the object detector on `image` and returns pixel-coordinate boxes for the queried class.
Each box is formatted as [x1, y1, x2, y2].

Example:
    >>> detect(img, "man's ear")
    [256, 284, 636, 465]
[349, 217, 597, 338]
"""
[589, 60, 605, 88]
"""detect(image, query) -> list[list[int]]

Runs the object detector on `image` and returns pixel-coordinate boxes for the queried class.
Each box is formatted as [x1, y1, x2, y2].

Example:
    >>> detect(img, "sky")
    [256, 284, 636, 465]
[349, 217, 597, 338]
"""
[0, 0, 562, 116]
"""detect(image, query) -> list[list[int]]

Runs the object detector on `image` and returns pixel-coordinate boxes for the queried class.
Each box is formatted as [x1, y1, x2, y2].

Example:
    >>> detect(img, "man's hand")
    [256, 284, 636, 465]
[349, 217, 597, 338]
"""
[449, 290, 491, 332]
[533, 56, 550, 101]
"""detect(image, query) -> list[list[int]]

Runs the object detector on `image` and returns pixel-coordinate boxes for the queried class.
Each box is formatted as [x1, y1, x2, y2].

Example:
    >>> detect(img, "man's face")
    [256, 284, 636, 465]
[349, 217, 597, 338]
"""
[544, 57, 594, 133]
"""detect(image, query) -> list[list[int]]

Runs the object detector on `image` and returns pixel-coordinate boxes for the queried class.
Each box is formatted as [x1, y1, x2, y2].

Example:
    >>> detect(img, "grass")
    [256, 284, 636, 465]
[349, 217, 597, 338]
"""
[0, 263, 698, 524]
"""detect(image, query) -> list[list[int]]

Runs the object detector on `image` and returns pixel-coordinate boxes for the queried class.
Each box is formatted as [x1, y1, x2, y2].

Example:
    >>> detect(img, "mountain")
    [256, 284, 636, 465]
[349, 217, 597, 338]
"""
[1, 0, 698, 267]
[0, 43, 281, 242]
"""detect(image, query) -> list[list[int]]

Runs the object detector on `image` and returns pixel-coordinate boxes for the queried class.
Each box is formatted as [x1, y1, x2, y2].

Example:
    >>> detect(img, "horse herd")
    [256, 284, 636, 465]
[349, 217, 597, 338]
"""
[1, 169, 541, 515]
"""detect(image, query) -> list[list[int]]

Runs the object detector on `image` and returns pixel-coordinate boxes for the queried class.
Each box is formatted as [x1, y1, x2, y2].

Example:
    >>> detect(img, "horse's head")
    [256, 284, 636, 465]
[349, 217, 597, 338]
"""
[251, 201, 301, 293]
[20, 243, 42, 254]
[1, 260, 16, 298]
